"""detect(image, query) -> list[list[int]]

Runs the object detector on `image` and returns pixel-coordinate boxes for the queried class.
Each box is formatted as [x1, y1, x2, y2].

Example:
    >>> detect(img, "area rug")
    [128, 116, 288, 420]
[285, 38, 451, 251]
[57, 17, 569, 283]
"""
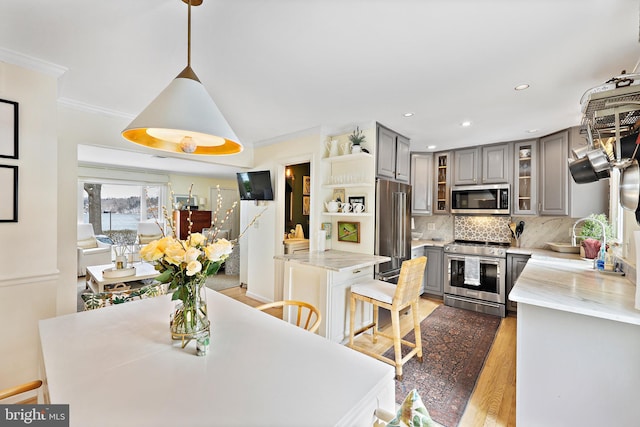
[383, 305, 501, 427]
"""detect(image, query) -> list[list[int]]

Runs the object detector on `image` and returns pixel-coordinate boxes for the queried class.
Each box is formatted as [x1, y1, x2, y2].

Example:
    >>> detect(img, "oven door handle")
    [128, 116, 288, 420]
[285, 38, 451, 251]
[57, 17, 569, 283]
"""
[446, 255, 502, 265]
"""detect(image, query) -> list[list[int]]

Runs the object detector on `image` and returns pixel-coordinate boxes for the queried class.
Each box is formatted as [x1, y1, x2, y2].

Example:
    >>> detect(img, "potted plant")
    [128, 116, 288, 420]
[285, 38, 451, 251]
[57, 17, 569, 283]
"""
[578, 213, 613, 258]
[348, 127, 366, 153]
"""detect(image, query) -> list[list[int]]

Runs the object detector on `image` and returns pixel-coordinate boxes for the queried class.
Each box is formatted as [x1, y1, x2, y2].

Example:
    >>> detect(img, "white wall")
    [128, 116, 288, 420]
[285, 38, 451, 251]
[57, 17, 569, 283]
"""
[240, 128, 324, 302]
[0, 62, 60, 389]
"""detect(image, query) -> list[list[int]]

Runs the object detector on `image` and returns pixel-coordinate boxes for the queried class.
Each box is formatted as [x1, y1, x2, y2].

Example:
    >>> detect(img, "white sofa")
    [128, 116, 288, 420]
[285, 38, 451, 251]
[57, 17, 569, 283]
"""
[77, 223, 112, 276]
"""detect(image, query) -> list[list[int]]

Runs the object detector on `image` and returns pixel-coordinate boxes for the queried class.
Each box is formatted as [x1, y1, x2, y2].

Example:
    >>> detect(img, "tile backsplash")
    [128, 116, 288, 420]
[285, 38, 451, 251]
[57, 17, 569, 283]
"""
[413, 215, 577, 248]
[454, 216, 512, 243]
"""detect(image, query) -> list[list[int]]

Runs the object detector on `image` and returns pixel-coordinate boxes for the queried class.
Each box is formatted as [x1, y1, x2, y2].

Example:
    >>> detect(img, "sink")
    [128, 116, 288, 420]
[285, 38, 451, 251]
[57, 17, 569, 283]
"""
[546, 242, 580, 254]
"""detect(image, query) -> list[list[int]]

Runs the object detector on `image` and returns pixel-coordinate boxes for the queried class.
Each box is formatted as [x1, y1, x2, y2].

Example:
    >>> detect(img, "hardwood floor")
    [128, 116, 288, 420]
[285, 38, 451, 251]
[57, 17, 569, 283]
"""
[219, 287, 517, 427]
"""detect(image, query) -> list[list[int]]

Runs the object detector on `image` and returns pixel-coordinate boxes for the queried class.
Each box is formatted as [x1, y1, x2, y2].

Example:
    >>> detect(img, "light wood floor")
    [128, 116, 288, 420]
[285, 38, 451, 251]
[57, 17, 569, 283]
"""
[220, 286, 517, 427]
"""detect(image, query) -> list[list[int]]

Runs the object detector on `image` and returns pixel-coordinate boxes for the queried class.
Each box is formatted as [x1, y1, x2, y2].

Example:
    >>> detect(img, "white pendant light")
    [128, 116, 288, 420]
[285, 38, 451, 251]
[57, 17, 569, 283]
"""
[122, 0, 242, 155]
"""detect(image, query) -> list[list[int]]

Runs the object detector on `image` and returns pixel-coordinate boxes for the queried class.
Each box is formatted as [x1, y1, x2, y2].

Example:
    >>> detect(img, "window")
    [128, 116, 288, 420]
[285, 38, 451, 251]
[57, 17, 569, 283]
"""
[80, 182, 166, 242]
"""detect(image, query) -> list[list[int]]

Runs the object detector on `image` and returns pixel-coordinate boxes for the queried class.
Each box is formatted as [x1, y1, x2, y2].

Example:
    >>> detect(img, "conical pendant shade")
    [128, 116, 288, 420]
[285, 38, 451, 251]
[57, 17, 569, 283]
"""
[122, 0, 242, 155]
[122, 67, 242, 155]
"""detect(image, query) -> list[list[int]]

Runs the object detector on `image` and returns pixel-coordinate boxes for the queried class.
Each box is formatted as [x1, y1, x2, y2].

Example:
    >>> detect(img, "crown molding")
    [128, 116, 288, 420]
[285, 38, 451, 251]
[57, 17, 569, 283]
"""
[57, 97, 134, 120]
[0, 47, 67, 77]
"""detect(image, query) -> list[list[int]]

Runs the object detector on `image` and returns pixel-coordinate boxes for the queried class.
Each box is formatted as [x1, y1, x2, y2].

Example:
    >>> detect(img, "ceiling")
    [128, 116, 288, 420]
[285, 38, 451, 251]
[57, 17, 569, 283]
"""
[1, 0, 639, 178]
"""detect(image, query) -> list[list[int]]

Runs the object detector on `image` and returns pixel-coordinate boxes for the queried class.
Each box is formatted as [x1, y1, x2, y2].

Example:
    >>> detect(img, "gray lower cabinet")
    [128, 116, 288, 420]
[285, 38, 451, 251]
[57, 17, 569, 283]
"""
[411, 246, 443, 296]
[424, 247, 444, 296]
[506, 253, 530, 312]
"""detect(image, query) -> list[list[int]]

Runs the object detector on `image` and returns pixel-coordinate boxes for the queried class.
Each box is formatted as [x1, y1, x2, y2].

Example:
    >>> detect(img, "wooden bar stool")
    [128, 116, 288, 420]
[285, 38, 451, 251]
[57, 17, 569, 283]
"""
[348, 256, 427, 380]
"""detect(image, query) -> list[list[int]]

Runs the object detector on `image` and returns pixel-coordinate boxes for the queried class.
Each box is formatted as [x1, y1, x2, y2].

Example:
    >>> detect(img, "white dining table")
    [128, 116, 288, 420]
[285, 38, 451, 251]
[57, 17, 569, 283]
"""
[39, 289, 395, 427]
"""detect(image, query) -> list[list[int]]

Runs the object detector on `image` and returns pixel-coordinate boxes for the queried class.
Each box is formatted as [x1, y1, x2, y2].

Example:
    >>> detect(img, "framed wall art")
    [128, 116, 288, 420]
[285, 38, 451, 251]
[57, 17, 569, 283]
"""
[337, 221, 360, 243]
[332, 188, 345, 203]
[303, 195, 310, 215]
[303, 176, 311, 195]
[0, 165, 18, 222]
[0, 99, 18, 159]
[348, 196, 365, 207]
[321, 222, 332, 239]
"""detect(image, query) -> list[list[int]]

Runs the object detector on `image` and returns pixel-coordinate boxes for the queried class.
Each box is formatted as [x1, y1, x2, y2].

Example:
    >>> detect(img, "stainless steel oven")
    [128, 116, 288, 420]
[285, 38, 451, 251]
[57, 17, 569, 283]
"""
[443, 241, 507, 317]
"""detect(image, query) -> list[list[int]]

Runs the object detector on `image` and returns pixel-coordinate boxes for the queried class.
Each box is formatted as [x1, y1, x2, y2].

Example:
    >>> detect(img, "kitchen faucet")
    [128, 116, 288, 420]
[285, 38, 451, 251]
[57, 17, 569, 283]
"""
[571, 216, 607, 255]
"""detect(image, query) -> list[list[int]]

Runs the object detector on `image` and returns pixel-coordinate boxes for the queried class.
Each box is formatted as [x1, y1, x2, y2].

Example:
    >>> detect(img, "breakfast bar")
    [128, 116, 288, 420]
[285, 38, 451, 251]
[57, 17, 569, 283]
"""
[509, 256, 640, 426]
[274, 250, 390, 343]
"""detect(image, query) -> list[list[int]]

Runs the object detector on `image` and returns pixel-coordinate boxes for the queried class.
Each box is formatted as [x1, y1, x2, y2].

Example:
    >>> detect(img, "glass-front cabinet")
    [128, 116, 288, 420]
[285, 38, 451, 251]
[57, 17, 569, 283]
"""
[513, 140, 537, 215]
[433, 152, 451, 214]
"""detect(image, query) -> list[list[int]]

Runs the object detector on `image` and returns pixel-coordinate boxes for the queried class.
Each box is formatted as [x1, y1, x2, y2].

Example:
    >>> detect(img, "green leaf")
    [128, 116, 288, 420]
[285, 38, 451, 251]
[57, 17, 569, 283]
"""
[206, 261, 221, 276]
[155, 268, 174, 283]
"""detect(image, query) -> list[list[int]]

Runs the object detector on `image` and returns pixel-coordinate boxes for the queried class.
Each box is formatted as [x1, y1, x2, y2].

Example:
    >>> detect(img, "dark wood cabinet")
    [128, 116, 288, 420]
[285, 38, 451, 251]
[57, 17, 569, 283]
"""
[173, 210, 212, 240]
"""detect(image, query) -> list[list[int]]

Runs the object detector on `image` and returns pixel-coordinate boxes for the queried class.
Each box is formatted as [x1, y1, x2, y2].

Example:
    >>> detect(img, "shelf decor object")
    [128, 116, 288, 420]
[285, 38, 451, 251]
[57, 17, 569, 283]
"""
[122, 0, 242, 156]
[338, 221, 360, 243]
[0, 99, 18, 159]
[0, 164, 17, 222]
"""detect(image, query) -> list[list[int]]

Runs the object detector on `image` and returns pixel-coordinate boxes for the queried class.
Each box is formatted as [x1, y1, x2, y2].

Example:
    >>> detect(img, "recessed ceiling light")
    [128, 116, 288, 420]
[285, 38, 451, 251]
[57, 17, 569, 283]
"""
[403, 112, 414, 117]
[526, 129, 538, 133]
[515, 84, 530, 91]
[461, 121, 472, 127]
[427, 145, 436, 150]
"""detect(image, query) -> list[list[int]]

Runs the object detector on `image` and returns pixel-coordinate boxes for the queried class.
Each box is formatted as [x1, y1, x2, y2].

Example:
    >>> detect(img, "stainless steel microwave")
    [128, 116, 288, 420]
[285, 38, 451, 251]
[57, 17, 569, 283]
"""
[451, 184, 510, 215]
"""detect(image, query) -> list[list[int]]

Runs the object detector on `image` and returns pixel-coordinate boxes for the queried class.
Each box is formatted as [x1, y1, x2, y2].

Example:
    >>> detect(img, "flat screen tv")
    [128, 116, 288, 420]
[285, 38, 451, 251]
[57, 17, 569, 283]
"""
[236, 170, 274, 201]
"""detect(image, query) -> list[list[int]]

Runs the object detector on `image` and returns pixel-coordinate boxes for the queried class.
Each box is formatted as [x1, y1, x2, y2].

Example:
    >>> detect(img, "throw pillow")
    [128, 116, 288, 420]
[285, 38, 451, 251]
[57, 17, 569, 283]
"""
[387, 389, 436, 427]
[139, 234, 160, 244]
[78, 237, 98, 249]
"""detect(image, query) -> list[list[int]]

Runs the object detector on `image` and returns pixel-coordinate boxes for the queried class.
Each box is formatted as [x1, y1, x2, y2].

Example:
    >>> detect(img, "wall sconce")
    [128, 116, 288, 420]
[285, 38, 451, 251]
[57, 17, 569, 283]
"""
[285, 167, 295, 180]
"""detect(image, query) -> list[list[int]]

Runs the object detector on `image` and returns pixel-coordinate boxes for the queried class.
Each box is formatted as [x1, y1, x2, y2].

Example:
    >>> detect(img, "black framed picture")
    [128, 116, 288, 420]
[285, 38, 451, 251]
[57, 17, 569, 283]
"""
[0, 99, 18, 159]
[348, 196, 365, 205]
[348, 196, 365, 213]
[0, 165, 18, 222]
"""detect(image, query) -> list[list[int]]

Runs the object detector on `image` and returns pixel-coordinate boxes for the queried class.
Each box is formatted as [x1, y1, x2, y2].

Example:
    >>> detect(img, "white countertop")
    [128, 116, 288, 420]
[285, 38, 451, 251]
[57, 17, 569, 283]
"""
[510, 256, 640, 325]
[39, 289, 395, 426]
[411, 239, 447, 249]
[274, 250, 390, 272]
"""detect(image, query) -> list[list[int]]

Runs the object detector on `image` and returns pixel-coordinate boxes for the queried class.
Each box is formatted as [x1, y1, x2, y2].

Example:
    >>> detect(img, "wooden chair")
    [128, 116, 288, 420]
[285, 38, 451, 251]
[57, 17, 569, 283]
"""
[348, 256, 427, 380]
[0, 380, 42, 402]
[256, 300, 321, 334]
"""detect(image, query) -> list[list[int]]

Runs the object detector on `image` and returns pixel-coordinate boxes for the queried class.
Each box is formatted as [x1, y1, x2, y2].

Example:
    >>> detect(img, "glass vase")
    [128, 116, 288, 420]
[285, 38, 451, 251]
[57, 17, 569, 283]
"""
[170, 276, 210, 355]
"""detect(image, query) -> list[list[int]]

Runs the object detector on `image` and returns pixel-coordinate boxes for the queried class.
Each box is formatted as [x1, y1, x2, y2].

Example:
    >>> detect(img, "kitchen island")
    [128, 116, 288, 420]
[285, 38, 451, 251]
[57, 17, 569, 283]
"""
[274, 250, 390, 343]
[509, 256, 640, 426]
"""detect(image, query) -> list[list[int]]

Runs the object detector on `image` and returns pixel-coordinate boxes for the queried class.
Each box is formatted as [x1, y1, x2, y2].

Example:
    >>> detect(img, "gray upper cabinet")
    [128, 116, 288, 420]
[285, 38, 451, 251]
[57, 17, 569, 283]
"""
[539, 131, 569, 215]
[411, 153, 433, 215]
[453, 148, 480, 185]
[395, 135, 411, 183]
[539, 128, 608, 217]
[482, 144, 510, 184]
[376, 124, 410, 183]
[513, 140, 538, 215]
[433, 152, 451, 214]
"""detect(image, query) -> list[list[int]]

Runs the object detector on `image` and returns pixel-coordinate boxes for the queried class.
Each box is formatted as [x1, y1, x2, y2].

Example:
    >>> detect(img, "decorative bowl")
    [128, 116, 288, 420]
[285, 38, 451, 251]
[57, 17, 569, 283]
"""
[411, 231, 422, 240]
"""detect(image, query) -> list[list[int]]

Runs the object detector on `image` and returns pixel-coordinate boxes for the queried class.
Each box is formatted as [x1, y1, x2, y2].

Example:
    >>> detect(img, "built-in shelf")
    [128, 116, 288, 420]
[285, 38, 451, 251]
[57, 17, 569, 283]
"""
[322, 212, 373, 217]
[322, 152, 373, 163]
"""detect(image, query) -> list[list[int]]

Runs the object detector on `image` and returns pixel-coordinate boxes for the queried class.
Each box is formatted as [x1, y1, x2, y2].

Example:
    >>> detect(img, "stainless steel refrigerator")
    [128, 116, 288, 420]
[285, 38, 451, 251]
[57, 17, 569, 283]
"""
[375, 178, 412, 283]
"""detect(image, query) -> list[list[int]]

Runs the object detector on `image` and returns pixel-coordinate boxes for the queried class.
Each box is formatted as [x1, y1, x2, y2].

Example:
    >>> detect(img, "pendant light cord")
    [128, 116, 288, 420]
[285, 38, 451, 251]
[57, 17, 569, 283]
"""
[187, 0, 192, 67]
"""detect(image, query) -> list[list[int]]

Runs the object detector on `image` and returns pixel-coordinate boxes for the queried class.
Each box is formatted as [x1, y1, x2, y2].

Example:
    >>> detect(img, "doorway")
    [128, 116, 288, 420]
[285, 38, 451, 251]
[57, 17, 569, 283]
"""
[284, 162, 311, 239]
